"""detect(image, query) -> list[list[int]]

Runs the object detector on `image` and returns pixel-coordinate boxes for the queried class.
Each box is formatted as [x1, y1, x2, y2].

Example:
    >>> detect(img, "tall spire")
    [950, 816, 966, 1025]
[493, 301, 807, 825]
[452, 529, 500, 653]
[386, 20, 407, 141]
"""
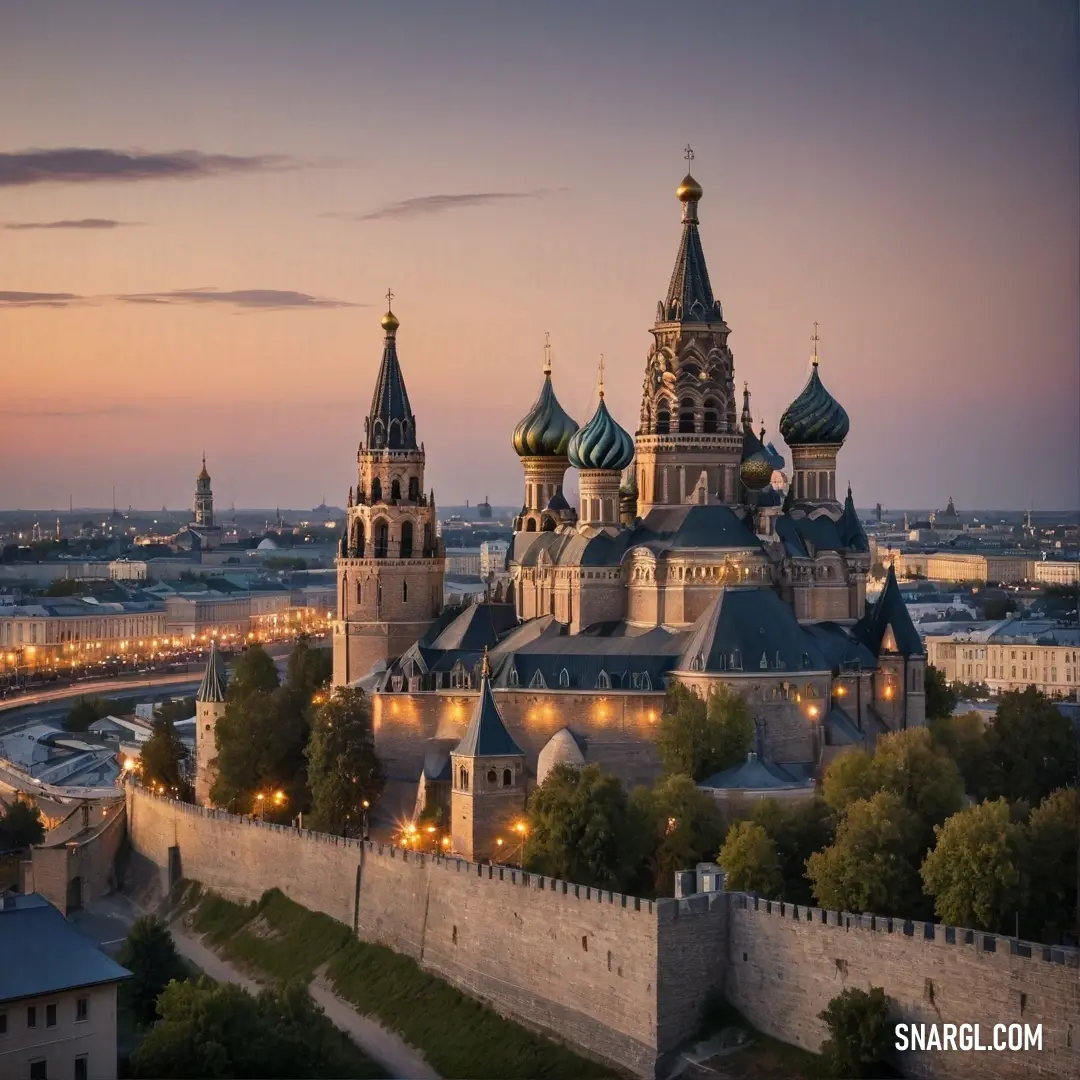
[196, 639, 228, 703]
[661, 145, 721, 325]
[367, 292, 416, 450]
[740, 383, 753, 432]
[811, 321, 820, 367]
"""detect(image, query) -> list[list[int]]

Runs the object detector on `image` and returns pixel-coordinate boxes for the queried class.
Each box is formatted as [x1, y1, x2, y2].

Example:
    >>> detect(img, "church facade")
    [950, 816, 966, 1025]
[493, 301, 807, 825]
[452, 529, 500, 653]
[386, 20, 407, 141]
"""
[336, 162, 925, 839]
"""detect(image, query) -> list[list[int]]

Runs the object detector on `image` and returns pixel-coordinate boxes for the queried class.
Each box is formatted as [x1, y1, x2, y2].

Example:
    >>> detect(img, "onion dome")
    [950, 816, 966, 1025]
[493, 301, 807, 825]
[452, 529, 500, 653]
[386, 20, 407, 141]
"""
[676, 172, 703, 203]
[197, 453, 210, 483]
[567, 358, 634, 472]
[511, 335, 578, 457]
[380, 308, 399, 333]
[779, 329, 849, 445]
[740, 422, 773, 491]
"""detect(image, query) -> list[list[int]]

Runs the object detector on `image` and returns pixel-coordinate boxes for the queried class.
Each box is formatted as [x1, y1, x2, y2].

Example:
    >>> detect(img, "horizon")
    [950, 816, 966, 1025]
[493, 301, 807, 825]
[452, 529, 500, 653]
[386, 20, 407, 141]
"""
[2, 1, 1077, 511]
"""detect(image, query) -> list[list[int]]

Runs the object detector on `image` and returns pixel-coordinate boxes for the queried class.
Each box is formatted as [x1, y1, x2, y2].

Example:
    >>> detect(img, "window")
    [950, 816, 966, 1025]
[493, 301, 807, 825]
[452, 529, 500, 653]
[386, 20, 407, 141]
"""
[502, 768, 512, 787]
[559, 668, 570, 688]
[487, 768, 497, 785]
[30, 1062, 47, 1080]
[46, 1003, 56, 1027]
[402, 581, 409, 603]
[391, 479, 401, 501]
[529, 669, 546, 689]
[508, 665, 519, 687]
[656, 406, 670, 434]
[678, 397, 696, 433]
[75, 1057, 88, 1080]
[27, 1005, 37, 1029]
[400, 520, 414, 558]
[597, 669, 611, 689]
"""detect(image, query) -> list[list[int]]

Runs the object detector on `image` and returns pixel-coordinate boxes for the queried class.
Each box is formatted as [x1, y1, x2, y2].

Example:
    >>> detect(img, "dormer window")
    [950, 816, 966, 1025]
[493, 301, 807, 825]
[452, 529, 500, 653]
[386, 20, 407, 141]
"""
[508, 665, 519, 687]
[559, 668, 570, 688]
[597, 669, 611, 689]
[529, 669, 546, 690]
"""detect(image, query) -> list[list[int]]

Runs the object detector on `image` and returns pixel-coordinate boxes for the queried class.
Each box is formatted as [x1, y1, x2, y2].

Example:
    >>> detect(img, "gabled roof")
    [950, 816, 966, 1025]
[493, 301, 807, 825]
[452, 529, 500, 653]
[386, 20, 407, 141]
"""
[429, 603, 518, 651]
[0, 894, 131, 1003]
[678, 587, 831, 674]
[855, 565, 923, 658]
[453, 667, 523, 759]
[196, 640, 228, 703]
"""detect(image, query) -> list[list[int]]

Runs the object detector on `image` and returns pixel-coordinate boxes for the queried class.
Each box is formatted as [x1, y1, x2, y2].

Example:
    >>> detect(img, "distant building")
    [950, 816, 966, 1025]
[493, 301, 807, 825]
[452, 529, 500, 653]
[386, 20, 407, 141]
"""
[445, 548, 483, 578]
[479, 541, 509, 580]
[0, 892, 131, 1080]
[1034, 560, 1080, 586]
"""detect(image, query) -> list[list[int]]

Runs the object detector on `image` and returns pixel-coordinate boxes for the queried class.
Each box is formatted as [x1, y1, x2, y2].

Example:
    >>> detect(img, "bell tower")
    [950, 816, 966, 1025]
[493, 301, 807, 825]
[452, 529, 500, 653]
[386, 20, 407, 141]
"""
[194, 454, 214, 527]
[333, 295, 445, 686]
[635, 148, 741, 516]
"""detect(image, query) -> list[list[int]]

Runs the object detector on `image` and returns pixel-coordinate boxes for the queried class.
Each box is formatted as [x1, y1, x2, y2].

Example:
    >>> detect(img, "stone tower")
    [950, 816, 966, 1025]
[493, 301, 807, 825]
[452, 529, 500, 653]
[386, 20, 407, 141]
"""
[194, 454, 214, 527]
[333, 298, 445, 687]
[194, 639, 228, 806]
[450, 651, 526, 861]
[635, 150, 741, 516]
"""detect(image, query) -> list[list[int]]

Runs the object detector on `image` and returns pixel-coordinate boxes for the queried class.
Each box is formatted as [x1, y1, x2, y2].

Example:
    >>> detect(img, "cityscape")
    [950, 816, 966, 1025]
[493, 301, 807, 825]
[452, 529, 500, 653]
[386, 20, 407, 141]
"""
[1, 4, 1077, 1080]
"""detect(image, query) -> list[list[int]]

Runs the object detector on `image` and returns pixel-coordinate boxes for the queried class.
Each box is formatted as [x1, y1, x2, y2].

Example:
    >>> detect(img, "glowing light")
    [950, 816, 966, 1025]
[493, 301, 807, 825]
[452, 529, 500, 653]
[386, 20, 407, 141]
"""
[496, 838, 503, 847]
[441, 836, 450, 848]
[123, 758, 135, 772]
[807, 705, 819, 718]
[426, 825, 436, 834]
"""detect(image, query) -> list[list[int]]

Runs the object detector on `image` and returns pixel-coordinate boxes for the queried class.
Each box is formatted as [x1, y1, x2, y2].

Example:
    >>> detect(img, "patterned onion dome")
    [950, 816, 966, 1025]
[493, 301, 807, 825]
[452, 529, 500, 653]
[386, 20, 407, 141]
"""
[779, 364, 850, 445]
[512, 370, 578, 457]
[740, 425, 774, 491]
[567, 396, 634, 472]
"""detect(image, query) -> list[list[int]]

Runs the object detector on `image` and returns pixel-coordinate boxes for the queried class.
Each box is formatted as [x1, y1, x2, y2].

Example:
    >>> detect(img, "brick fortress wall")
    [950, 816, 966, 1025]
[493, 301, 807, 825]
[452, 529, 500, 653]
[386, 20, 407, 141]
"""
[125, 787, 1079, 1079]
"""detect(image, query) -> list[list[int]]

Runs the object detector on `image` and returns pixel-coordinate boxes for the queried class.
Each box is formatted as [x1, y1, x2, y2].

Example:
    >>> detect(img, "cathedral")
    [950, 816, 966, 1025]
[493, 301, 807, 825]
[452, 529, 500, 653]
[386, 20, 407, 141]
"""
[333, 160, 925, 858]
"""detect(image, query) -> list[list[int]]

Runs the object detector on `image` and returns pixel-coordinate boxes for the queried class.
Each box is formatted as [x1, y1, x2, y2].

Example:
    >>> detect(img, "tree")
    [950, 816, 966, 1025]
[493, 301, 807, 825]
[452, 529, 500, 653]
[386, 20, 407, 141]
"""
[750, 796, 835, 905]
[924, 664, 957, 721]
[931, 711, 991, 799]
[806, 792, 925, 916]
[717, 821, 782, 897]
[983, 688, 1077, 805]
[657, 683, 754, 782]
[285, 638, 332, 701]
[819, 987, 892, 1079]
[921, 798, 1025, 932]
[871, 728, 965, 840]
[141, 718, 193, 800]
[305, 688, 384, 838]
[117, 915, 188, 1027]
[155, 697, 197, 726]
[630, 774, 726, 897]
[231, 644, 280, 701]
[0, 799, 45, 850]
[1022, 787, 1077, 944]
[65, 696, 120, 733]
[821, 750, 877, 814]
[524, 764, 648, 892]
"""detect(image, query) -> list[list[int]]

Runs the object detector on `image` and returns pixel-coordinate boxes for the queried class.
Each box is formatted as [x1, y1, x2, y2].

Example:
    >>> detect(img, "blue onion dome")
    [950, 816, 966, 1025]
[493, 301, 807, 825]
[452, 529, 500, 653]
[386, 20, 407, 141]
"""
[779, 362, 849, 446]
[567, 395, 634, 472]
[512, 342, 578, 457]
[740, 423, 773, 491]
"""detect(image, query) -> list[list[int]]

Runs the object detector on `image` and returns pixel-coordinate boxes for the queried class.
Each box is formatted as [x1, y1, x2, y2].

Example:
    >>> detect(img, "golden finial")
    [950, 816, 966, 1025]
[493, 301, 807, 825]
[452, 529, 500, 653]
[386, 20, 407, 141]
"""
[677, 144, 703, 203]
[380, 287, 399, 333]
[481, 646, 490, 679]
[597, 354, 605, 399]
[543, 331, 552, 376]
[684, 144, 695, 165]
[811, 321, 820, 366]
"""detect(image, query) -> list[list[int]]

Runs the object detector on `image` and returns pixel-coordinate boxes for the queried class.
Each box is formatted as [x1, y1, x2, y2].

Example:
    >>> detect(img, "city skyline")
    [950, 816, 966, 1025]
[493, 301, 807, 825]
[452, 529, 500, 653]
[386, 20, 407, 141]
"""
[2, 1, 1077, 512]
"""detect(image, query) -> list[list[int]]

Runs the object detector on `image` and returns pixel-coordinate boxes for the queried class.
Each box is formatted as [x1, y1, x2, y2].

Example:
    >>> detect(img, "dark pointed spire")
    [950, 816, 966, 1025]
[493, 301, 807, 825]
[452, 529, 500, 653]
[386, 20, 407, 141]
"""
[660, 146, 722, 325]
[366, 291, 417, 451]
[839, 484, 869, 552]
[196, 640, 228, 703]
[454, 650, 523, 758]
[740, 383, 753, 432]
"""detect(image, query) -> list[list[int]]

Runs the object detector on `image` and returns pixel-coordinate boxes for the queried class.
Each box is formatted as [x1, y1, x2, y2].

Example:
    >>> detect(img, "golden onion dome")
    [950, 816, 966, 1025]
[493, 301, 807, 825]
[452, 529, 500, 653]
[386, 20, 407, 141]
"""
[677, 172, 703, 203]
[380, 308, 399, 333]
[740, 449, 774, 491]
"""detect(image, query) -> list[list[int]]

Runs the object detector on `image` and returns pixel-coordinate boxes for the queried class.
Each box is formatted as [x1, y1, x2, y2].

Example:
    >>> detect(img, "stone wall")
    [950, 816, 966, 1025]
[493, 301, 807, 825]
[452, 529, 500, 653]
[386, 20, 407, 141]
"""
[124, 788, 1080, 1079]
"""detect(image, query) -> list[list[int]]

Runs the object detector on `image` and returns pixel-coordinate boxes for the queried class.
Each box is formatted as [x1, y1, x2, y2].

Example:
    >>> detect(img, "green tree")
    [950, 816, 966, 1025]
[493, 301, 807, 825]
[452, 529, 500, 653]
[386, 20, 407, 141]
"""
[924, 664, 957, 721]
[155, 697, 197, 726]
[821, 750, 877, 814]
[921, 798, 1026, 932]
[231, 644, 280, 701]
[524, 764, 647, 892]
[0, 800, 45, 850]
[305, 688, 384, 838]
[1022, 787, 1077, 944]
[657, 683, 754, 782]
[819, 987, 892, 1079]
[871, 728, 965, 839]
[117, 915, 188, 1027]
[630, 774, 726, 897]
[140, 718, 193, 800]
[717, 821, 782, 897]
[750, 797, 835, 905]
[807, 792, 925, 916]
[285, 638, 332, 701]
[984, 687, 1077, 805]
[65, 696, 120, 733]
[931, 711, 991, 798]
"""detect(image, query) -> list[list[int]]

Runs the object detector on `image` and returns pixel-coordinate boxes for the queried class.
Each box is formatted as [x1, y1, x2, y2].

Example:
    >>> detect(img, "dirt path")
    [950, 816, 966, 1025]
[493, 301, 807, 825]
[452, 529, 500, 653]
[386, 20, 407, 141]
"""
[168, 923, 440, 1080]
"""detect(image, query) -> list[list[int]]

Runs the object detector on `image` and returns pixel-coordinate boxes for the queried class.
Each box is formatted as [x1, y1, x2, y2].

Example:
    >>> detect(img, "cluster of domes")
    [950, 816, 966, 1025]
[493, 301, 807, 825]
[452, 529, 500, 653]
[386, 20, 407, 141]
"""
[568, 394, 634, 472]
[511, 368, 578, 458]
[779, 362, 849, 446]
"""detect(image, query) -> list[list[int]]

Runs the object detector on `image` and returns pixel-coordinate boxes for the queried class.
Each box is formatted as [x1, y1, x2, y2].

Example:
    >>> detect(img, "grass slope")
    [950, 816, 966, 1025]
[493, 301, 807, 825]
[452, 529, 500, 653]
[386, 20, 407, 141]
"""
[185, 885, 617, 1079]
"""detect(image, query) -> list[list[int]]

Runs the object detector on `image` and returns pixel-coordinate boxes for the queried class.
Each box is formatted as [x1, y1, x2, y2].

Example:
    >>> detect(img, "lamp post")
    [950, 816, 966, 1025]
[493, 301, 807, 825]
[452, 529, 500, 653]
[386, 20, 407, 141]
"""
[361, 799, 370, 840]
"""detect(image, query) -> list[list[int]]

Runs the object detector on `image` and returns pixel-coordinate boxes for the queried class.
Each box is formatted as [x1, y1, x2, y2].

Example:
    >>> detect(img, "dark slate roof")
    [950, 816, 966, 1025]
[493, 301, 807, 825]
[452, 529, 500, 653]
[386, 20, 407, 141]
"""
[764, 442, 785, 471]
[838, 487, 869, 552]
[802, 622, 878, 671]
[421, 739, 457, 782]
[679, 587, 833, 674]
[630, 504, 762, 554]
[429, 603, 518, 651]
[196, 640, 228, 703]
[0, 894, 131, 1003]
[367, 325, 417, 450]
[855, 565, 923, 658]
[700, 754, 813, 791]
[825, 704, 863, 746]
[661, 208, 723, 324]
[454, 673, 524, 758]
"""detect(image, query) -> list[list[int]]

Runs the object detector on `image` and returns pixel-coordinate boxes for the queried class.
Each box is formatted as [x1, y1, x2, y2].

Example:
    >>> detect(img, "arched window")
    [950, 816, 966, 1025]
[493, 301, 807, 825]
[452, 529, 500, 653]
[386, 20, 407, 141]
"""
[487, 768, 497, 785]
[402, 581, 409, 603]
[656, 405, 670, 434]
[529, 669, 546, 689]
[371, 477, 382, 503]
[559, 668, 570, 688]
[459, 766, 469, 789]
[372, 420, 385, 448]
[351, 520, 365, 557]
[374, 521, 389, 558]
[597, 670, 611, 689]
[400, 520, 414, 558]
[355, 580, 362, 604]
[678, 397, 696, 433]
[508, 665, 519, 687]
[502, 768, 512, 787]
[526, 519, 537, 532]
[703, 398, 719, 433]
[391, 479, 401, 502]
[408, 476, 420, 501]
[541, 516, 555, 532]
[423, 523, 433, 555]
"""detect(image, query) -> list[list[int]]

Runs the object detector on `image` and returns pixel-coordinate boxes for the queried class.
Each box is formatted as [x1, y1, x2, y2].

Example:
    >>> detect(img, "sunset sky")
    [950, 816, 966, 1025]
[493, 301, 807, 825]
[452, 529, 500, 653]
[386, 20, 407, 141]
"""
[2, 0, 1077, 513]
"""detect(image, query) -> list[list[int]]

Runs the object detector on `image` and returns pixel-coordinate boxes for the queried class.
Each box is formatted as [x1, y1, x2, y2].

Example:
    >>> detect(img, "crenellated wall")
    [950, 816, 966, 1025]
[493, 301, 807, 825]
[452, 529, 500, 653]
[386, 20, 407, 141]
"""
[123, 787, 1079, 1079]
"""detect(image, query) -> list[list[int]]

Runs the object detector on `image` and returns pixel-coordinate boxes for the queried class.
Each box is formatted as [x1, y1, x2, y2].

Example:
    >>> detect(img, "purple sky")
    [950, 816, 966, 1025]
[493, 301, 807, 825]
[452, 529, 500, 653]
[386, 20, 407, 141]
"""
[1, 0, 1077, 512]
